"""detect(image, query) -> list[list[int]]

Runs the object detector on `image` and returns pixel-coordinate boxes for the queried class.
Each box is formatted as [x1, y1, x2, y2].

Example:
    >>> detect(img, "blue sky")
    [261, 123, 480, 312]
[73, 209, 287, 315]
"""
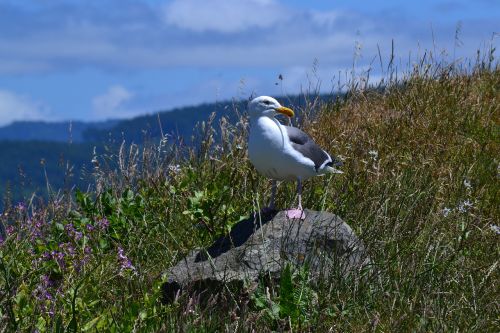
[0, 0, 498, 125]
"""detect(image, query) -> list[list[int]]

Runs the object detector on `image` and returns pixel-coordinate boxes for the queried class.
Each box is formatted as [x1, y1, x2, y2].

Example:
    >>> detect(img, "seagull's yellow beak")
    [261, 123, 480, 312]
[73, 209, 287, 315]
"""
[275, 106, 294, 117]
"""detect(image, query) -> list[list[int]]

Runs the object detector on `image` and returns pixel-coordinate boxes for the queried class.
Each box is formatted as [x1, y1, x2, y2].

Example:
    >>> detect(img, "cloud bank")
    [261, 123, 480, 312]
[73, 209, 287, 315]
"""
[0, 90, 51, 126]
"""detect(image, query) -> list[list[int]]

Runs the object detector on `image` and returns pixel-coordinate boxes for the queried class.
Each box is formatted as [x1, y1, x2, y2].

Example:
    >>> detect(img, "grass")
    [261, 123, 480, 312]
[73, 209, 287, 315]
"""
[0, 50, 499, 332]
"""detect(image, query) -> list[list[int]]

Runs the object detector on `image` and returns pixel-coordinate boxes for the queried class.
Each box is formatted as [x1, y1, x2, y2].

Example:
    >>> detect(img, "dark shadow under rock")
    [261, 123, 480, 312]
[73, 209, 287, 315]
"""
[162, 209, 370, 304]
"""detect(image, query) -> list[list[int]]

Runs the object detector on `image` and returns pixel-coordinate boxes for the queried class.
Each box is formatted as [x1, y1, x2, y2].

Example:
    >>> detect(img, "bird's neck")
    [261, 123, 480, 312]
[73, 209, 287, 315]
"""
[251, 115, 281, 128]
[250, 116, 287, 148]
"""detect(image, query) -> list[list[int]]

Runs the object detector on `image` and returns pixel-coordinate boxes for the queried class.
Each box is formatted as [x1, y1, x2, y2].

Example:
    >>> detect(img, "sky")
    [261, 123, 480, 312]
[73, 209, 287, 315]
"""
[0, 0, 498, 126]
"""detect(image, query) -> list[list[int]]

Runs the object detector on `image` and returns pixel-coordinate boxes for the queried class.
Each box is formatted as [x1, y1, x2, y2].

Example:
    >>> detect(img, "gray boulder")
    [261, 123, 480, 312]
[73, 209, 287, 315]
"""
[162, 210, 370, 303]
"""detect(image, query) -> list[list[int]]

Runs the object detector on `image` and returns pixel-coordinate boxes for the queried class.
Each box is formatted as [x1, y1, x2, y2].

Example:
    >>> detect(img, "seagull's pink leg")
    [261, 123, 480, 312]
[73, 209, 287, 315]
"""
[286, 179, 306, 219]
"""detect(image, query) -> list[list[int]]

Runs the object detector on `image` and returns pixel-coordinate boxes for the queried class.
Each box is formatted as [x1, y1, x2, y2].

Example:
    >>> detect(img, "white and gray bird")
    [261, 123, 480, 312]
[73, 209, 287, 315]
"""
[248, 96, 343, 219]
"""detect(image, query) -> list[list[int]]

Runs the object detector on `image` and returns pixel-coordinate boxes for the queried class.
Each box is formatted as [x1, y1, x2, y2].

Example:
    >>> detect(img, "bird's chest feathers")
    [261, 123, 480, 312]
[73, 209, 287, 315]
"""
[250, 117, 286, 151]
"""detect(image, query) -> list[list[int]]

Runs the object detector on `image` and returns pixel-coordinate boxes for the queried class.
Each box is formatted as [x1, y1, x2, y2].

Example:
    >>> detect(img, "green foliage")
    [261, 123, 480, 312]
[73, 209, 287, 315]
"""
[251, 264, 317, 330]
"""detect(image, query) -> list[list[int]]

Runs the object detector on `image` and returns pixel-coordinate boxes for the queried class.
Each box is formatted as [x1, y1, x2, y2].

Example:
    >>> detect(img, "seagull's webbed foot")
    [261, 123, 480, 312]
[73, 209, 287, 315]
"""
[286, 179, 306, 219]
[286, 207, 305, 220]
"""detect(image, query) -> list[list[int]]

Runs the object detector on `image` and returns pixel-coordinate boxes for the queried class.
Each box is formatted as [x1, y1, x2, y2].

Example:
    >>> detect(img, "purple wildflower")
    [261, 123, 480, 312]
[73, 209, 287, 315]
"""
[65, 223, 83, 241]
[33, 274, 53, 302]
[59, 242, 75, 257]
[86, 223, 95, 232]
[33, 274, 60, 318]
[74, 231, 83, 241]
[65, 223, 75, 235]
[5, 225, 14, 235]
[97, 218, 110, 230]
[42, 251, 51, 261]
[117, 247, 136, 273]
[28, 219, 44, 241]
[16, 202, 25, 211]
[51, 250, 66, 269]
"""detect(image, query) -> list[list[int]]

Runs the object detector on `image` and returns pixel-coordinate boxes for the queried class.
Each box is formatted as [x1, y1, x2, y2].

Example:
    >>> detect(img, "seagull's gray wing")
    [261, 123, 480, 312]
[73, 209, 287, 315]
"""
[284, 126, 342, 171]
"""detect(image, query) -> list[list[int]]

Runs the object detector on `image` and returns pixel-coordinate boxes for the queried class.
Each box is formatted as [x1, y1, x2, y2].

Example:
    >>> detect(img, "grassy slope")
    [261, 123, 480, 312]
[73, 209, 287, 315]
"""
[0, 65, 498, 332]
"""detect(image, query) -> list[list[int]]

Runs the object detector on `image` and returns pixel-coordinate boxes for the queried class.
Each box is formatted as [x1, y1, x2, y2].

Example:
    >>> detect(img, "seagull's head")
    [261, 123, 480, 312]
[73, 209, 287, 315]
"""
[248, 96, 294, 119]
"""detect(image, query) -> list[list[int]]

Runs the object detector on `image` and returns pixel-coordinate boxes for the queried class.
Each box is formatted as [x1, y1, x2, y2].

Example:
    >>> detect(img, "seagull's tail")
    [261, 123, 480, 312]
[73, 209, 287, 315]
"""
[318, 152, 343, 175]
[324, 156, 343, 174]
[325, 166, 344, 174]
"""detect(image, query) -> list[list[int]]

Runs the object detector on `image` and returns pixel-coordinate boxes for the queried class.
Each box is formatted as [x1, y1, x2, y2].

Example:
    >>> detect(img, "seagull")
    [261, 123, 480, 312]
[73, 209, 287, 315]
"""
[248, 96, 343, 219]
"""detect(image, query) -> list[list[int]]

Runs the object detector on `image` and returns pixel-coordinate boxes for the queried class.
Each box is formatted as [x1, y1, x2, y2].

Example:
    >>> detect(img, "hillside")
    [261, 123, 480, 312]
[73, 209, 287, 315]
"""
[0, 62, 498, 331]
[0, 140, 94, 207]
[0, 120, 117, 143]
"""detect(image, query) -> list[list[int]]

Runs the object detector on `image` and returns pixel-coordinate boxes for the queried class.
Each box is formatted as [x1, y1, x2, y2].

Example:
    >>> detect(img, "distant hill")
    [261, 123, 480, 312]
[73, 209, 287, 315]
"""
[0, 94, 333, 145]
[82, 101, 245, 144]
[82, 95, 333, 144]
[0, 140, 94, 208]
[0, 120, 117, 143]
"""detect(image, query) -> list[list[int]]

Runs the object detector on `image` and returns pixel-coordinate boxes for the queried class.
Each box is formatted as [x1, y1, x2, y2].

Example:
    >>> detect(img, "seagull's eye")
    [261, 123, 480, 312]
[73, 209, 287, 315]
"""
[263, 100, 271, 105]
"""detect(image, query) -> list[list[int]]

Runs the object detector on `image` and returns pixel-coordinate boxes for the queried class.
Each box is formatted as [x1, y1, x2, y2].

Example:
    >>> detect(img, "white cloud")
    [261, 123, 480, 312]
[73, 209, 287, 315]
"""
[92, 85, 134, 120]
[310, 10, 342, 27]
[0, 90, 51, 126]
[163, 0, 287, 33]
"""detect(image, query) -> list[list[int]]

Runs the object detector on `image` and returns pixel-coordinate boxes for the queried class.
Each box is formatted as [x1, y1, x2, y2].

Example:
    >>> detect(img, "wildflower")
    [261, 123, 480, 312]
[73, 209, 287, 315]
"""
[117, 247, 136, 273]
[490, 225, 500, 235]
[59, 242, 75, 257]
[5, 225, 14, 235]
[34, 220, 43, 229]
[75, 248, 92, 272]
[16, 202, 25, 211]
[51, 250, 66, 268]
[442, 207, 452, 217]
[463, 179, 472, 189]
[368, 150, 378, 160]
[33, 275, 53, 302]
[41, 252, 51, 261]
[86, 223, 95, 232]
[65, 223, 75, 235]
[65, 223, 83, 241]
[97, 218, 109, 230]
[458, 199, 473, 213]
[32, 275, 60, 318]
[168, 164, 182, 174]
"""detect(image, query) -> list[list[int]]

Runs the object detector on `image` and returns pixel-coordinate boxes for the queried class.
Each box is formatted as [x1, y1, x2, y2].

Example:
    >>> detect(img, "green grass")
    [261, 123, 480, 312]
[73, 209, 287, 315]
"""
[0, 53, 499, 332]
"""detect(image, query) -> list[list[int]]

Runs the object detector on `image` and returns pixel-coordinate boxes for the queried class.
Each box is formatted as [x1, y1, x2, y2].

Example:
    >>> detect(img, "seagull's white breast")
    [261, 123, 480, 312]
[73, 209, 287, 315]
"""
[248, 116, 316, 181]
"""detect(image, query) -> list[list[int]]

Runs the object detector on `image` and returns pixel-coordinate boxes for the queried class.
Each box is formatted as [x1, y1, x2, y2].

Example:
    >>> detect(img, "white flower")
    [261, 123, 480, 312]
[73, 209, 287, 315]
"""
[368, 150, 378, 160]
[463, 179, 472, 189]
[490, 225, 500, 235]
[168, 164, 181, 174]
[458, 199, 473, 213]
[442, 207, 452, 217]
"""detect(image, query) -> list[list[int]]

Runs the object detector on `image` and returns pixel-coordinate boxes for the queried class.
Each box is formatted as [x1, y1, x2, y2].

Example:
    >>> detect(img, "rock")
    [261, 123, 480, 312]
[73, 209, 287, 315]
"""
[162, 210, 370, 304]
